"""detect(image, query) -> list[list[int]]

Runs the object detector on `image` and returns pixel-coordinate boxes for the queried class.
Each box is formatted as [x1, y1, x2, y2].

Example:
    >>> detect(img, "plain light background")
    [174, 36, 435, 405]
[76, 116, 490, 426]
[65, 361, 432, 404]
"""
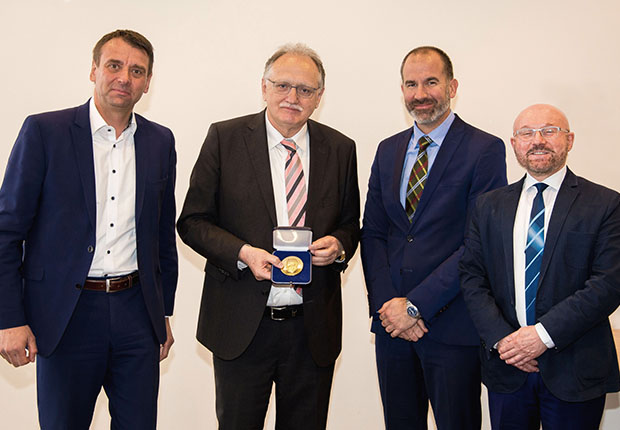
[1, 0, 619, 428]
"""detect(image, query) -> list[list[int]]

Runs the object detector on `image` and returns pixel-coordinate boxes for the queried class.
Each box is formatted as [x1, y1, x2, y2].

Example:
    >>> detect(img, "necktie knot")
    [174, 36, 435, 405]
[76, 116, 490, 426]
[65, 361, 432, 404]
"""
[282, 139, 297, 155]
[418, 135, 432, 151]
[534, 182, 548, 195]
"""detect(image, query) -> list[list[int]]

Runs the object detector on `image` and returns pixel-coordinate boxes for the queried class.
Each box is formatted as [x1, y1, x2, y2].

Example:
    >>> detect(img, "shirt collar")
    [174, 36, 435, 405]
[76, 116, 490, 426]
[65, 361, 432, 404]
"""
[524, 166, 567, 192]
[89, 97, 137, 137]
[410, 110, 455, 150]
[265, 110, 308, 153]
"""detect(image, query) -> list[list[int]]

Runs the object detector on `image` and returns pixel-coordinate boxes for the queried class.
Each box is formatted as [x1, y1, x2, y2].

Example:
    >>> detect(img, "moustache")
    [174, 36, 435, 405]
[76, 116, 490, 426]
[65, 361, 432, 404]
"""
[279, 102, 303, 112]
[527, 144, 554, 155]
[410, 98, 436, 107]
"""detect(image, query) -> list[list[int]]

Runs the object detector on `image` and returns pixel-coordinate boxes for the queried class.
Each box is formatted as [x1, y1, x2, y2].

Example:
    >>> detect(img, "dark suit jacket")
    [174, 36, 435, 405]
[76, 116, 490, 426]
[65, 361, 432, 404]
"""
[460, 169, 620, 401]
[177, 111, 360, 367]
[0, 100, 178, 356]
[361, 114, 507, 346]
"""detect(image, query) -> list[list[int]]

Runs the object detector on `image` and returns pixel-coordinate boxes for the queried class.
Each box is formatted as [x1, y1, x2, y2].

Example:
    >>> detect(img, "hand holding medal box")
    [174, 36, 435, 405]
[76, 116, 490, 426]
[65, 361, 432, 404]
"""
[271, 227, 312, 285]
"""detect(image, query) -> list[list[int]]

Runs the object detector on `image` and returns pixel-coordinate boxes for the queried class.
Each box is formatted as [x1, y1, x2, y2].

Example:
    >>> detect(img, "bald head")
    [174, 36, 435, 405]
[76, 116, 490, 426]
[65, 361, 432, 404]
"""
[510, 104, 574, 181]
[513, 104, 570, 134]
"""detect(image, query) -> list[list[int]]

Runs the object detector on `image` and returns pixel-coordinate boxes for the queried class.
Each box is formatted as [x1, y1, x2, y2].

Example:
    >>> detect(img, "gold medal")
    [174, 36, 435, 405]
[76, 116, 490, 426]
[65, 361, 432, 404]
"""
[281, 256, 304, 276]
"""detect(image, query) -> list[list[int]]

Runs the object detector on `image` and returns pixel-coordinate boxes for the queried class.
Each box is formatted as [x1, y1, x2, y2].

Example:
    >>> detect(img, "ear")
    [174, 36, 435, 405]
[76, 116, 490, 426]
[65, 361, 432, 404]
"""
[144, 74, 152, 94]
[315, 88, 325, 107]
[510, 136, 517, 151]
[448, 78, 458, 98]
[261, 78, 268, 101]
[89, 61, 97, 83]
[566, 132, 575, 152]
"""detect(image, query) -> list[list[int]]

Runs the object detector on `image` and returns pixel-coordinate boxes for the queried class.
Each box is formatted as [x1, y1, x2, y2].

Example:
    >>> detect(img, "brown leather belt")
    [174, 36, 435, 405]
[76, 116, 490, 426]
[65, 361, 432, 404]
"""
[264, 305, 304, 321]
[82, 272, 139, 293]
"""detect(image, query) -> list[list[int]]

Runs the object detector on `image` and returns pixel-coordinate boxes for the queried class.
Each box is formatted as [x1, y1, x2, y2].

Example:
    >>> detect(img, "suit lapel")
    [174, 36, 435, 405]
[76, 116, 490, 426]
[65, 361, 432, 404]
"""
[306, 120, 329, 228]
[392, 128, 413, 227]
[410, 115, 465, 230]
[71, 101, 96, 231]
[134, 115, 148, 223]
[538, 169, 579, 286]
[501, 178, 525, 305]
[244, 112, 277, 227]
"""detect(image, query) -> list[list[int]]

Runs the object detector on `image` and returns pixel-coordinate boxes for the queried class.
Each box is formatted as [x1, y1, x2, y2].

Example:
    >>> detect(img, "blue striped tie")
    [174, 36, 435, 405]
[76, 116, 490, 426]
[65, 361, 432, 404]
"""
[525, 183, 548, 325]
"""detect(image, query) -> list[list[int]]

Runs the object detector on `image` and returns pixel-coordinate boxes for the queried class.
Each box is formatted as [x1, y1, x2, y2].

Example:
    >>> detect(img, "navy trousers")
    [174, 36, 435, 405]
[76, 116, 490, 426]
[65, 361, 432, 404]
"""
[375, 332, 481, 430]
[488, 372, 606, 430]
[36, 283, 160, 430]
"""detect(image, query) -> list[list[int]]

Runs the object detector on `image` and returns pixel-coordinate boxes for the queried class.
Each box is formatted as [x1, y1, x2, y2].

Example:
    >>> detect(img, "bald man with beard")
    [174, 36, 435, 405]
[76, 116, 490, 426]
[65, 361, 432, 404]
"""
[460, 104, 620, 429]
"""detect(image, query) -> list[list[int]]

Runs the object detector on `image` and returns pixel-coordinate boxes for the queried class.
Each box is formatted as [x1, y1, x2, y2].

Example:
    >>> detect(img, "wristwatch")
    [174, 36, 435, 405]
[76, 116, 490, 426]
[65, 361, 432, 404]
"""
[335, 248, 346, 263]
[406, 299, 420, 319]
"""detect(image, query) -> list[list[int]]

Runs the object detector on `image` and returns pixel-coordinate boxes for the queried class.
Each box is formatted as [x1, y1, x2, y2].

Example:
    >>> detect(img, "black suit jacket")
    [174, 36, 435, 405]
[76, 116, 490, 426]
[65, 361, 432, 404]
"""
[177, 111, 360, 367]
[460, 168, 620, 401]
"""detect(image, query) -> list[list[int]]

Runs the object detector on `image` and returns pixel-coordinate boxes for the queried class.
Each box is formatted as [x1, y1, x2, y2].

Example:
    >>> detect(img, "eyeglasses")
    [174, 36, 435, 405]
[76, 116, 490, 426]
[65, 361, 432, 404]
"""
[513, 126, 569, 141]
[266, 79, 320, 99]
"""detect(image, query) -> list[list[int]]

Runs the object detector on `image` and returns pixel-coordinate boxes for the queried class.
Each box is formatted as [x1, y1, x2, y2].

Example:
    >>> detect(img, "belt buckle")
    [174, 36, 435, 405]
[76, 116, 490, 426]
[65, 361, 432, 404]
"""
[105, 275, 124, 293]
[270, 306, 286, 321]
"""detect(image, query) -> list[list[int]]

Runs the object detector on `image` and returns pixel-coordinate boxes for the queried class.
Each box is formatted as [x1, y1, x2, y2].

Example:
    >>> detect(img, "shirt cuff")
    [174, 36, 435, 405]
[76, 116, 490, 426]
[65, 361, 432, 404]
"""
[535, 323, 555, 349]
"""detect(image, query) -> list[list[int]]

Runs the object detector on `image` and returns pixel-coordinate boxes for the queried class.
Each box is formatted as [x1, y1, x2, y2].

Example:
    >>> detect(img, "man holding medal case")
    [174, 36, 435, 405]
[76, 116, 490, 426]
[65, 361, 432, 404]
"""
[177, 43, 360, 429]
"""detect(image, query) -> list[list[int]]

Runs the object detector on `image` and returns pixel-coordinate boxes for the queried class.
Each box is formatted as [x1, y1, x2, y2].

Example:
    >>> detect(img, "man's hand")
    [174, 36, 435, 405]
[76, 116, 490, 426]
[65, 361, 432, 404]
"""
[497, 326, 547, 372]
[398, 319, 429, 342]
[160, 318, 174, 361]
[239, 244, 282, 281]
[0, 325, 38, 367]
[378, 297, 418, 338]
[309, 235, 344, 266]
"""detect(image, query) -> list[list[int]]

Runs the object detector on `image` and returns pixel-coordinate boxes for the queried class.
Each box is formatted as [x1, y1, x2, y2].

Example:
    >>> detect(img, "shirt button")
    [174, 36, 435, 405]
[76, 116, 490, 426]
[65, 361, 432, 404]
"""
[407, 235, 413, 243]
[110, 223, 114, 227]
[112, 169, 116, 174]
[111, 196, 115, 201]
[107, 250, 111, 254]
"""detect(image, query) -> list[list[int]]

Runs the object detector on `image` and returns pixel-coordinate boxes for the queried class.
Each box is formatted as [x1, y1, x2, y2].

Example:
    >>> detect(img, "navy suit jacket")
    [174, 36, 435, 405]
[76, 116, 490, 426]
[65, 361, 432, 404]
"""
[361, 114, 506, 346]
[460, 169, 620, 401]
[177, 111, 360, 367]
[0, 100, 178, 356]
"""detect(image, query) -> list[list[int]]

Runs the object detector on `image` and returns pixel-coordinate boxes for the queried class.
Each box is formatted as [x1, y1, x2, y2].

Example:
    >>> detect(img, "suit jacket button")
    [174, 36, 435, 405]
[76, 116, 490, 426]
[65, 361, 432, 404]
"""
[75, 284, 81, 289]
[407, 235, 413, 243]
[262, 288, 269, 296]
[87, 245, 94, 253]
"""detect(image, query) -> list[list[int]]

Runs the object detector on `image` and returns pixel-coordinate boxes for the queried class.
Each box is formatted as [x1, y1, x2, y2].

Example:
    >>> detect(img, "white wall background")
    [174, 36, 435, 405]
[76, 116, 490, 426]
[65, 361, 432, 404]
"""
[1, 0, 620, 428]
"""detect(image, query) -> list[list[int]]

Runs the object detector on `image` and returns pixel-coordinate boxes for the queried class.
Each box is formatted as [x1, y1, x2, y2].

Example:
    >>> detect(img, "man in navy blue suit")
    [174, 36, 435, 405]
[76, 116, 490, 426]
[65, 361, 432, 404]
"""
[361, 46, 507, 429]
[0, 29, 178, 429]
[460, 104, 620, 429]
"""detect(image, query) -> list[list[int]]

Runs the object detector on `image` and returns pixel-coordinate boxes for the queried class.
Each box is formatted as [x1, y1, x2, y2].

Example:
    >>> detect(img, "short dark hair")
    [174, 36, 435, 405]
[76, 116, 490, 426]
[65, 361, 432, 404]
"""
[263, 43, 326, 88]
[93, 29, 154, 76]
[400, 46, 454, 81]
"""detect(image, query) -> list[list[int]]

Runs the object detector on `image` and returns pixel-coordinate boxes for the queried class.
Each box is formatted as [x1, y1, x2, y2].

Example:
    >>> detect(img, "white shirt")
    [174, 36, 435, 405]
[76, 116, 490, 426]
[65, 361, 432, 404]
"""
[399, 111, 455, 207]
[87, 98, 138, 277]
[512, 166, 567, 348]
[265, 112, 309, 306]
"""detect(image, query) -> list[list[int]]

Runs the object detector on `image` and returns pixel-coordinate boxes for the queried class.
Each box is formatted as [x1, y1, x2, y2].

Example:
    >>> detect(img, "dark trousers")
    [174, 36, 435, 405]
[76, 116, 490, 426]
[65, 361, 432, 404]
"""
[375, 332, 481, 430]
[213, 315, 334, 430]
[488, 372, 606, 430]
[36, 283, 160, 430]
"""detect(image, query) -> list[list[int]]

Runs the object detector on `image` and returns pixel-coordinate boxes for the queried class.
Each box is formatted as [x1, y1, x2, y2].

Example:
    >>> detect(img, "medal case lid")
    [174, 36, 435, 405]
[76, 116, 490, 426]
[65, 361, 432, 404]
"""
[272, 226, 312, 251]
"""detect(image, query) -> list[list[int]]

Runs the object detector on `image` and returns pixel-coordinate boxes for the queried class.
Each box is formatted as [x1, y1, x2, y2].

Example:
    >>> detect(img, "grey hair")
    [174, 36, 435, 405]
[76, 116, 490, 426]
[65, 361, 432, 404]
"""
[263, 43, 325, 88]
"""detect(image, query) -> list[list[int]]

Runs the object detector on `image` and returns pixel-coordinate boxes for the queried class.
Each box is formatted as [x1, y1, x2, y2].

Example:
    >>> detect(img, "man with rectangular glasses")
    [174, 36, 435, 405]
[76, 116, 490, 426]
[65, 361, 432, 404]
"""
[460, 103, 620, 429]
[177, 43, 360, 429]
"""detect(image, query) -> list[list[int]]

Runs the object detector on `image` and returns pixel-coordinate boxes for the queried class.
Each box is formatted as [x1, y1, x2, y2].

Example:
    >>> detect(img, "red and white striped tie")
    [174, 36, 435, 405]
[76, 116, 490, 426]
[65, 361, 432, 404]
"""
[282, 139, 307, 227]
